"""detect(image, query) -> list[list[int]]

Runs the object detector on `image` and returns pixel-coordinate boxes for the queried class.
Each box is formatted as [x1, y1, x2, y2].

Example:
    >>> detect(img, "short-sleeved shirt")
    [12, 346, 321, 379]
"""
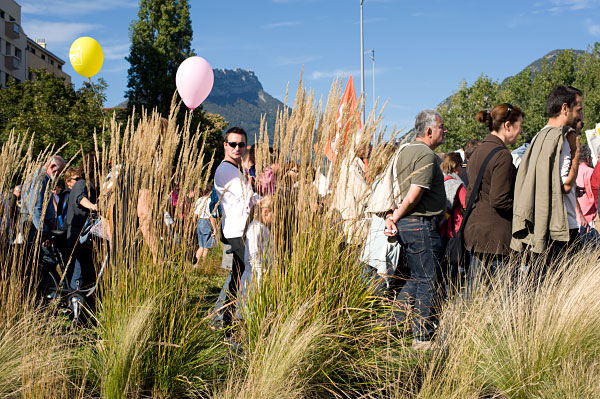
[559, 138, 578, 229]
[395, 142, 446, 218]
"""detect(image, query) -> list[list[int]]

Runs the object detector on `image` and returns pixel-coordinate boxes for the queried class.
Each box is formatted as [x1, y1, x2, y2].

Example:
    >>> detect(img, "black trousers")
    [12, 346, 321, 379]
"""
[212, 236, 245, 326]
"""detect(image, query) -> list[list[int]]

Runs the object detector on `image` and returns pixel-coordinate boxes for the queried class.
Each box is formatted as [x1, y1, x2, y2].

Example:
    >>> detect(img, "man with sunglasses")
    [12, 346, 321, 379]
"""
[211, 127, 255, 329]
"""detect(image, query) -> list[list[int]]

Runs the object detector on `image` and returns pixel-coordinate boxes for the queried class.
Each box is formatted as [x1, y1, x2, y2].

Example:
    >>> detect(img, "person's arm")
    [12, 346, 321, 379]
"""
[576, 199, 588, 229]
[384, 184, 426, 235]
[562, 133, 580, 194]
[137, 188, 159, 257]
[209, 216, 217, 237]
[488, 152, 516, 213]
[79, 197, 98, 212]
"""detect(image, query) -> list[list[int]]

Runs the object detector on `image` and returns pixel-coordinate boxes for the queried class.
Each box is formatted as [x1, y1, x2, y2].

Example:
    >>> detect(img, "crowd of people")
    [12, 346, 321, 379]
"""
[2, 84, 599, 351]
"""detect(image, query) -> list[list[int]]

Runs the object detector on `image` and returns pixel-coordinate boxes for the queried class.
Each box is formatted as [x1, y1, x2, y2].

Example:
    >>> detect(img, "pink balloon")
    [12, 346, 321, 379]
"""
[176, 56, 214, 110]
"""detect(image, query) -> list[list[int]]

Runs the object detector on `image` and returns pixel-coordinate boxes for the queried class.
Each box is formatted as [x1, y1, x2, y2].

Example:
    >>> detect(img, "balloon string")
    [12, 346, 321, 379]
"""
[88, 78, 107, 125]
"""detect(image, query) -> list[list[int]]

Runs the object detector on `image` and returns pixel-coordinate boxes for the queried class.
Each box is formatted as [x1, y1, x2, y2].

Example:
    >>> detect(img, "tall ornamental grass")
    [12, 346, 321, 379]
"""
[0, 76, 599, 398]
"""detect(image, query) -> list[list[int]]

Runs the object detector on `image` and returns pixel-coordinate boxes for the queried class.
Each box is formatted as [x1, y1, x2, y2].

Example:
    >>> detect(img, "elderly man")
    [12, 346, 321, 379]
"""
[512, 85, 585, 260]
[384, 109, 447, 350]
[21, 155, 66, 242]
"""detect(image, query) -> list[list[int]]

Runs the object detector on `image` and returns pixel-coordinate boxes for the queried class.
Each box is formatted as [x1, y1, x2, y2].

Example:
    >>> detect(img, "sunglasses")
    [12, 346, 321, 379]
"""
[227, 141, 246, 149]
[505, 103, 514, 120]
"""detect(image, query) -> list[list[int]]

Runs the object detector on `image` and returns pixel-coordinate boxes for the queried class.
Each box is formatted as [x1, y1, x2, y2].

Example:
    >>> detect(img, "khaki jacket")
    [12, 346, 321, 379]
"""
[510, 126, 572, 253]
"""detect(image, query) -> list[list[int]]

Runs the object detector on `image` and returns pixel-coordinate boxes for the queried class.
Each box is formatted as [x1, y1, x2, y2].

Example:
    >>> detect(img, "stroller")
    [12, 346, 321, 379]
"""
[38, 213, 108, 323]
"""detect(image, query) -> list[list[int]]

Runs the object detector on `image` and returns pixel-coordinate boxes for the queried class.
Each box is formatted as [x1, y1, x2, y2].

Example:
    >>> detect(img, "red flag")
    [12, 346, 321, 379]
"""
[325, 76, 362, 162]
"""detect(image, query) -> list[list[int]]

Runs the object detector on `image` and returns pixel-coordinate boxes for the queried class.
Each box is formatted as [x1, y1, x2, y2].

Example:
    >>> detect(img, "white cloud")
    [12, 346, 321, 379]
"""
[102, 43, 130, 61]
[547, 0, 598, 11]
[309, 68, 359, 80]
[21, 0, 137, 17]
[261, 21, 301, 29]
[586, 18, 600, 35]
[309, 66, 394, 80]
[23, 20, 101, 45]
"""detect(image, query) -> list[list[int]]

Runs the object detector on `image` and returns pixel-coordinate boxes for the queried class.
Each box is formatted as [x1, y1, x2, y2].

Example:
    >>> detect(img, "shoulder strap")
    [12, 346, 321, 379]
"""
[457, 146, 503, 235]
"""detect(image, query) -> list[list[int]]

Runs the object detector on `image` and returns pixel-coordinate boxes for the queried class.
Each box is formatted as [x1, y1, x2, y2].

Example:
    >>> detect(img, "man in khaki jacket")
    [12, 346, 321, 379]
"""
[512, 85, 585, 258]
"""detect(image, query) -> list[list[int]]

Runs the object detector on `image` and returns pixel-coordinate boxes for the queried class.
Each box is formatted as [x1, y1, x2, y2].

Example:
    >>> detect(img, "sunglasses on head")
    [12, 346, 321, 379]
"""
[227, 141, 246, 149]
[505, 103, 514, 120]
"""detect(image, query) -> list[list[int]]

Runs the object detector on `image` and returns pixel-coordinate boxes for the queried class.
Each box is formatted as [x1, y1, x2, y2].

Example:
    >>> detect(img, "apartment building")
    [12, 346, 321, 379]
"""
[0, 0, 70, 87]
[0, 0, 26, 85]
[27, 37, 70, 83]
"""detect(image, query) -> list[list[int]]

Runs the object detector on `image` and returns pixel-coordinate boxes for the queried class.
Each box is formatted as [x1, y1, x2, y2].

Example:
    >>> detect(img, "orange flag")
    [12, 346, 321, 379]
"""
[325, 76, 362, 162]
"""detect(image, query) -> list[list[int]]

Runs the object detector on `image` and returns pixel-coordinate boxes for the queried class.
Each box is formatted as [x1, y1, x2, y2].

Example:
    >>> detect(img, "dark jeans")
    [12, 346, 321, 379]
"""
[466, 252, 508, 297]
[212, 236, 245, 326]
[392, 217, 443, 341]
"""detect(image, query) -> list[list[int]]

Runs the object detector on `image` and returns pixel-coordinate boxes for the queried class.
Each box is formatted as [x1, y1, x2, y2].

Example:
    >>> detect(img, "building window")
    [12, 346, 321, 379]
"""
[6, 42, 11, 56]
[50, 59, 54, 65]
[30, 47, 35, 55]
[58, 64, 62, 70]
[0, 10, 5, 19]
[41, 54, 45, 60]
[15, 48, 21, 60]
[9, 15, 15, 22]
[29, 71, 33, 80]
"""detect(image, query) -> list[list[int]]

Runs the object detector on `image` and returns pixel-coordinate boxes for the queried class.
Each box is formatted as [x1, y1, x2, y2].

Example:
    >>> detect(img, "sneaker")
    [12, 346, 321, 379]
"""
[411, 339, 436, 351]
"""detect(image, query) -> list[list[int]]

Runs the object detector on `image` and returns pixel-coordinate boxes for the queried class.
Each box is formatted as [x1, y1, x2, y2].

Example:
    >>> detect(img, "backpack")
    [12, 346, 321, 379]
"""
[366, 143, 408, 214]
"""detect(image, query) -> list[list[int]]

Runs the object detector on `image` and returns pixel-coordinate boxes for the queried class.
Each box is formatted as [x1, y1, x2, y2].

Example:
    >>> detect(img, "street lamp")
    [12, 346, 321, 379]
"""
[360, 0, 365, 125]
[368, 48, 375, 112]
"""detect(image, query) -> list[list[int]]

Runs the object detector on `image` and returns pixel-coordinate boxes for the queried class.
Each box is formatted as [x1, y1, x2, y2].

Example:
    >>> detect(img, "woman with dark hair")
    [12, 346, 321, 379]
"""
[65, 153, 99, 290]
[464, 103, 524, 285]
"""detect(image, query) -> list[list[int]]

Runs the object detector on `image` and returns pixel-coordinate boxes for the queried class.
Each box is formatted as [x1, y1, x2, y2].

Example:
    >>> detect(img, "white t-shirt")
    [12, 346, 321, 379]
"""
[214, 161, 255, 239]
[194, 195, 211, 219]
[242, 220, 271, 286]
[560, 138, 578, 229]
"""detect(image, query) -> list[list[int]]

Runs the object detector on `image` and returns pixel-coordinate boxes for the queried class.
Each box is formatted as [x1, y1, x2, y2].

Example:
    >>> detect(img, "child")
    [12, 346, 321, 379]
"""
[238, 195, 274, 314]
[194, 186, 216, 264]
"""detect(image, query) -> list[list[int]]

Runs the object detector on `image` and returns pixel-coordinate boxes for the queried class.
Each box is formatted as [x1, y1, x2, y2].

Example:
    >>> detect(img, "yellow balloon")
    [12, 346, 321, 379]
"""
[69, 37, 103, 78]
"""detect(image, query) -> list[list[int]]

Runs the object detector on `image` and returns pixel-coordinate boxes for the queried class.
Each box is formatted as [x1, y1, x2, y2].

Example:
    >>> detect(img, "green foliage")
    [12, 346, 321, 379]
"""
[0, 69, 106, 159]
[126, 0, 193, 116]
[439, 47, 600, 151]
[126, 0, 228, 168]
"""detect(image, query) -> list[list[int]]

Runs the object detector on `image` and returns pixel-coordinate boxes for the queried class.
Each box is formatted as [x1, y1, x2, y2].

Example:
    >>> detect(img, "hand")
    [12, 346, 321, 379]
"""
[576, 185, 586, 198]
[384, 218, 397, 236]
[566, 130, 578, 154]
[577, 214, 589, 231]
[90, 203, 98, 212]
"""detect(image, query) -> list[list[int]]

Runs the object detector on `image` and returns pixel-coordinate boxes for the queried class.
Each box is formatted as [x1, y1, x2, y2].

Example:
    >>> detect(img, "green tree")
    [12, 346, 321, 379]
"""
[126, 0, 227, 168]
[0, 68, 106, 159]
[439, 75, 500, 151]
[126, 0, 192, 116]
[439, 47, 600, 150]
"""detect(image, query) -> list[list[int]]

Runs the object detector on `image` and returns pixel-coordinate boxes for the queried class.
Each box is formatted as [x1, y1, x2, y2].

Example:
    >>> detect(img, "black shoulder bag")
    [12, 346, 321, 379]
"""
[445, 146, 503, 266]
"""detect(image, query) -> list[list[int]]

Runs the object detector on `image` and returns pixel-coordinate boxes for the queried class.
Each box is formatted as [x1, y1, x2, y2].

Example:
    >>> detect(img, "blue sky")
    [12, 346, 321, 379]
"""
[19, 0, 600, 134]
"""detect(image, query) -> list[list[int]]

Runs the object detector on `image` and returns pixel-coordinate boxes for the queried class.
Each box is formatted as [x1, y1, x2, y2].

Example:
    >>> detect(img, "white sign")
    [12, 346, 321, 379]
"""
[585, 122, 600, 167]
